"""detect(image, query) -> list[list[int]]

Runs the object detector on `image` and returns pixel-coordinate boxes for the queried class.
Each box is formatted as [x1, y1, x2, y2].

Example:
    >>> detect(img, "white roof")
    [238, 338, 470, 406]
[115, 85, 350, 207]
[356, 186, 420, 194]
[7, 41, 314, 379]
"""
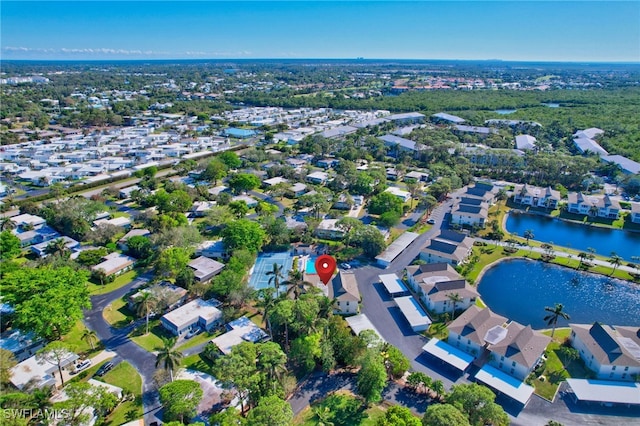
[162, 298, 222, 330]
[394, 296, 432, 329]
[376, 231, 419, 264]
[566, 379, 640, 405]
[263, 176, 288, 186]
[422, 338, 474, 371]
[475, 364, 534, 405]
[211, 317, 268, 355]
[515, 135, 536, 151]
[307, 171, 329, 180]
[345, 314, 386, 343]
[385, 186, 411, 199]
[11, 352, 78, 390]
[379, 273, 409, 295]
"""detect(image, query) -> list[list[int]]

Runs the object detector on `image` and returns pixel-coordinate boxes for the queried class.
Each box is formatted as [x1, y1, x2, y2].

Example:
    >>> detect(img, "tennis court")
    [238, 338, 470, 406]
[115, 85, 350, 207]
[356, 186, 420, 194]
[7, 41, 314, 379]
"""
[248, 252, 295, 291]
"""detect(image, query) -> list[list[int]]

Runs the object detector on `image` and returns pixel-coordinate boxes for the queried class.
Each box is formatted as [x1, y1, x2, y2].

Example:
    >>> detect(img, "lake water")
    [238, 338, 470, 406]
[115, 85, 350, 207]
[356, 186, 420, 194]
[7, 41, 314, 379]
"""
[494, 109, 517, 115]
[505, 212, 640, 261]
[542, 102, 560, 108]
[477, 259, 640, 329]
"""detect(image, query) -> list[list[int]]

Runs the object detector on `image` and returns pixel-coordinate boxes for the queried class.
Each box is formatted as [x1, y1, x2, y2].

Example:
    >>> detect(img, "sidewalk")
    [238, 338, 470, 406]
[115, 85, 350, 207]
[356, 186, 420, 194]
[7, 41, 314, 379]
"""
[57, 349, 117, 386]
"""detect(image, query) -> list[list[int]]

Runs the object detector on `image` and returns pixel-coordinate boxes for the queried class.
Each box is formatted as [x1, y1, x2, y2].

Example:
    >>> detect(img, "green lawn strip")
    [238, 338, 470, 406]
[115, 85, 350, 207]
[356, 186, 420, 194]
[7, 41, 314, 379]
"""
[424, 322, 449, 341]
[61, 321, 103, 357]
[99, 362, 144, 426]
[541, 328, 571, 343]
[103, 297, 136, 328]
[177, 330, 220, 351]
[66, 360, 113, 385]
[87, 269, 139, 295]
[129, 322, 171, 352]
[181, 353, 216, 376]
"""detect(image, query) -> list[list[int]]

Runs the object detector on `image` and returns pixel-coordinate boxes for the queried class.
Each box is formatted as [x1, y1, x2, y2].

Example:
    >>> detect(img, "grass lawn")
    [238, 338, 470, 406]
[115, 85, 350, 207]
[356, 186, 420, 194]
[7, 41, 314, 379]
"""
[61, 321, 103, 357]
[181, 353, 216, 376]
[541, 328, 571, 343]
[100, 362, 144, 426]
[129, 322, 171, 352]
[530, 341, 592, 401]
[425, 322, 449, 341]
[103, 297, 136, 328]
[292, 390, 403, 426]
[177, 330, 219, 351]
[87, 269, 139, 296]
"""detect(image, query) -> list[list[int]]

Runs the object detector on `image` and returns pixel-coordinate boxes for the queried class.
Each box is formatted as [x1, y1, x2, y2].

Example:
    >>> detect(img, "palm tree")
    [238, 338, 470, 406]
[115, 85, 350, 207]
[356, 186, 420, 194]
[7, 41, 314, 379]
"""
[0, 217, 16, 231]
[155, 337, 183, 382]
[136, 292, 158, 335]
[284, 269, 314, 300]
[577, 252, 588, 269]
[314, 407, 334, 426]
[81, 329, 98, 351]
[255, 288, 276, 337]
[266, 262, 285, 292]
[523, 229, 534, 244]
[45, 238, 70, 258]
[543, 303, 570, 338]
[447, 292, 463, 320]
[608, 252, 623, 276]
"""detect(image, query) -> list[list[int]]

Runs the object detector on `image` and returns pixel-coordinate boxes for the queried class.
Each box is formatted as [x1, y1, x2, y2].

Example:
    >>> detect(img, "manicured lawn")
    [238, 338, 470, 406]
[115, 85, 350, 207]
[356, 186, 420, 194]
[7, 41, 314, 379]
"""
[129, 322, 171, 352]
[103, 297, 136, 328]
[61, 321, 103, 357]
[292, 390, 404, 426]
[425, 322, 448, 341]
[181, 353, 216, 376]
[177, 330, 219, 351]
[100, 362, 144, 426]
[87, 269, 139, 295]
[541, 328, 571, 343]
[530, 341, 592, 401]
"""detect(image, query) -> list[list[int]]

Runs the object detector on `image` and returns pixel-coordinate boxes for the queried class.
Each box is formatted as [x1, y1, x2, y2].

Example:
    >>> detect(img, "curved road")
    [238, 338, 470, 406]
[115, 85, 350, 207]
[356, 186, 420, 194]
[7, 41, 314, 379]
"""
[83, 273, 164, 425]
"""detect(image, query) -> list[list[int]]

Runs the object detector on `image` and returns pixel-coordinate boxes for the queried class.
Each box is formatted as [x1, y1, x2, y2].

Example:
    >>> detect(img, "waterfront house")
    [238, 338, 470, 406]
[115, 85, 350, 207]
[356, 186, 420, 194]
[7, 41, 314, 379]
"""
[631, 202, 640, 224]
[569, 323, 640, 381]
[567, 193, 621, 219]
[447, 305, 507, 359]
[513, 184, 561, 209]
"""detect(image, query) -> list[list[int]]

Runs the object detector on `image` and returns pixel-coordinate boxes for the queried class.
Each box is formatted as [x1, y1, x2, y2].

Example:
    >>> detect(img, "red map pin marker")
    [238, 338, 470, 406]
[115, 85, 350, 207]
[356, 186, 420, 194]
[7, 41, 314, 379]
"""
[315, 255, 336, 286]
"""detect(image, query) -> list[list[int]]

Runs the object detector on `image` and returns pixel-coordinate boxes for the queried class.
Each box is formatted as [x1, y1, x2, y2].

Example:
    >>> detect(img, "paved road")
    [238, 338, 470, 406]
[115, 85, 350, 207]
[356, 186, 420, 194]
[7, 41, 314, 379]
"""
[83, 273, 164, 425]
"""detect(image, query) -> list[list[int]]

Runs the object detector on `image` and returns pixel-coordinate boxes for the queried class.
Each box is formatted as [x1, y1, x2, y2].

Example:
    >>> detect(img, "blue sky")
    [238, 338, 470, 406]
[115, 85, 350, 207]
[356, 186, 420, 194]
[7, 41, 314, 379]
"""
[1, 1, 639, 61]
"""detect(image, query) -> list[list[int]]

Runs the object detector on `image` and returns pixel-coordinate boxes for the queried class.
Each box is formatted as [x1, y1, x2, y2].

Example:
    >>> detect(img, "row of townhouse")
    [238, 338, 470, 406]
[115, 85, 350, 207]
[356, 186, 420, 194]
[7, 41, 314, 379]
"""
[450, 182, 499, 229]
[512, 184, 561, 209]
[567, 193, 621, 219]
[419, 230, 474, 266]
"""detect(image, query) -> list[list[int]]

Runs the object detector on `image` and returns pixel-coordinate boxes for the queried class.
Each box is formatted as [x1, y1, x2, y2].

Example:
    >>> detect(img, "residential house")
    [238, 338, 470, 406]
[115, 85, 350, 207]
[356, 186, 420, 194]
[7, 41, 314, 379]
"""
[118, 185, 140, 199]
[419, 230, 474, 266]
[117, 228, 151, 251]
[188, 256, 225, 283]
[405, 263, 478, 314]
[231, 194, 258, 208]
[631, 203, 640, 224]
[263, 176, 289, 187]
[93, 216, 132, 230]
[306, 171, 329, 184]
[450, 202, 489, 228]
[329, 271, 360, 315]
[386, 112, 425, 125]
[13, 225, 59, 248]
[31, 236, 80, 258]
[161, 298, 223, 336]
[378, 134, 424, 157]
[513, 184, 561, 209]
[208, 185, 229, 197]
[486, 322, 551, 381]
[128, 281, 188, 312]
[11, 351, 79, 390]
[92, 252, 135, 277]
[190, 201, 216, 217]
[211, 316, 269, 355]
[10, 213, 47, 230]
[601, 155, 640, 175]
[195, 240, 227, 260]
[515, 135, 537, 151]
[333, 193, 355, 210]
[288, 182, 308, 198]
[385, 186, 411, 202]
[569, 323, 640, 381]
[447, 305, 507, 359]
[567, 193, 621, 219]
[0, 330, 46, 362]
[431, 112, 466, 124]
[314, 219, 345, 240]
[405, 171, 429, 182]
[316, 158, 339, 169]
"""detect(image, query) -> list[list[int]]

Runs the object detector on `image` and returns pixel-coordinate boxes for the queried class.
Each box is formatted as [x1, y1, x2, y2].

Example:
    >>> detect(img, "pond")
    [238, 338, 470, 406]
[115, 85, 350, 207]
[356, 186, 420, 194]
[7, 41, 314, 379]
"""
[505, 211, 640, 261]
[477, 259, 640, 329]
[542, 102, 560, 108]
[494, 109, 517, 115]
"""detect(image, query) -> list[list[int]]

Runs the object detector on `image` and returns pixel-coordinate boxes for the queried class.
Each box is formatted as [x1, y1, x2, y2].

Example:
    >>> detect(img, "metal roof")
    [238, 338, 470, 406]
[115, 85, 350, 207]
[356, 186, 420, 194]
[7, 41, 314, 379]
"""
[422, 338, 474, 371]
[475, 364, 534, 405]
[394, 296, 432, 330]
[378, 273, 409, 295]
[567, 379, 640, 405]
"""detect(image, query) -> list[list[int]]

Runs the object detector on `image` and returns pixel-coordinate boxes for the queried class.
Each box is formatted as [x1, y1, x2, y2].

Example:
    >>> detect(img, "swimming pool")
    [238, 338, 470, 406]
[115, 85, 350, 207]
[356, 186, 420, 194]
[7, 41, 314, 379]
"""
[248, 252, 295, 291]
[305, 255, 319, 274]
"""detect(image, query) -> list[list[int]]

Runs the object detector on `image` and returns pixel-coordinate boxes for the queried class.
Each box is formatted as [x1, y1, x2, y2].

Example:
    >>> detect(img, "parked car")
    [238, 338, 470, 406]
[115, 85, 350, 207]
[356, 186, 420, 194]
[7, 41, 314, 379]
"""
[340, 263, 351, 270]
[185, 327, 201, 339]
[426, 218, 436, 224]
[72, 359, 92, 374]
[94, 361, 114, 377]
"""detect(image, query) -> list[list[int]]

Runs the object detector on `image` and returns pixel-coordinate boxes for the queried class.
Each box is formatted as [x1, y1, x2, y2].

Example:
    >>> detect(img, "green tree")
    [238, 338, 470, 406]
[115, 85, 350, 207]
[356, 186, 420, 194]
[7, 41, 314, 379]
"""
[36, 341, 74, 386]
[209, 407, 246, 426]
[368, 192, 403, 215]
[44, 237, 71, 258]
[80, 329, 98, 351]
[228, 200, 249, 219]
[155, 189, 193, 213]
[356, 349, 388, 404]
[219, 151, 242, 169]
[608, 252, 623, 276]
[76, 247, 108, 266]
[228, 173, 261, 194]
[0, 217, 17, 231]
[200, 158, 228, 184]
[447, 292, 463, 320]
[155, 246, 192, 279]
[543, 303, 570, 338]
[2, 266, 91, 339]
[159, 379, 203, 423]
[266, 262, 285, 291]
[136, 292, 158, 335]
[523, 229, 535, 244]
[420, 194, 438, 213]
[422, 404, 470, 426]
[62, 381, 119, 424]
[0, 349, 17, 385]
[0, 230, 21, 260]
[155, 337, 184, 382]
[447, 383, 508, 426]
[256, 288, 276, 337]
[221, 219, 266, 253]
[351, 225, 386, 258]
[290, 333, 321, 374]
[383, 345, 410, 379]
[377, 405, 421, 426]
[214, 342, 261, 412]
[246, 395, 293, 426]
[378, 210, 402, 228]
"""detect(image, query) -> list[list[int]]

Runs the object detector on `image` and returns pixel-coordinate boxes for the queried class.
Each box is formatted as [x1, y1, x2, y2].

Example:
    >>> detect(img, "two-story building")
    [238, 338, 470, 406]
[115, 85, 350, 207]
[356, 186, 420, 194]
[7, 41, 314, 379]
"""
[329, 271, 360, 315]
[513, 184, 561, 209]
[405, 263, 478, 315]
[447, 305, 507, 359]
[419, 230, 474, 266]
[161, 298, 223, 336]
[567, 193, 621, 219]
[569, 322, 640, 381]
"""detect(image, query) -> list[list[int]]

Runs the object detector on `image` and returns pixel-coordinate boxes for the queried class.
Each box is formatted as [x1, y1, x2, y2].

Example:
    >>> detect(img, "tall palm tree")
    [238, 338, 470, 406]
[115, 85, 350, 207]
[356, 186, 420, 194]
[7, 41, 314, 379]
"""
[0, 217, 16, 231]
[81, 329, 98, 351]
[136, 292, 158, 335]
[255, 288, 276, 337]
[577, 252, 588, 269]
[155, 337, 183, 382]
[284, 269, 314, 300]
[45, 238, 70, 258]
[447, 292, 463, 320]
[266, 262, 285, 292]
[543, 303, 570, 338]
[608, 253, 623, 276]
[523, 229, 534, 244]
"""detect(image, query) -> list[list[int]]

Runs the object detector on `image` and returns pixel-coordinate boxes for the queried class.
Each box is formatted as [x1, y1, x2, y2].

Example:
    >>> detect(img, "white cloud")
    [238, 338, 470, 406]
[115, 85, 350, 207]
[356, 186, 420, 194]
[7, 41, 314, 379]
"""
[2, 46, 252, 58]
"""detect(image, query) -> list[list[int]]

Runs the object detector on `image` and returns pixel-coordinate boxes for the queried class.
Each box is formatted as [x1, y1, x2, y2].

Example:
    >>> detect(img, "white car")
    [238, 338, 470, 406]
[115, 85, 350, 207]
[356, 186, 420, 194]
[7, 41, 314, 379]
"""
[340, 263, 352, 270]
[73, 359, 92, 374]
